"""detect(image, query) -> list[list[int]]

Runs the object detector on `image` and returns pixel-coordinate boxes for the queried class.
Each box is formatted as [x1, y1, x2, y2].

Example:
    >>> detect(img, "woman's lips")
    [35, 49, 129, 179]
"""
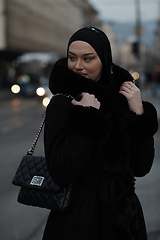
[76, 72, 87, 77]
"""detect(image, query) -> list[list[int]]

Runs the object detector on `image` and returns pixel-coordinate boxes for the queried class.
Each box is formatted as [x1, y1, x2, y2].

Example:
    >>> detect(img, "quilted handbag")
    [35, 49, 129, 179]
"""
[12, 110, 72, 211]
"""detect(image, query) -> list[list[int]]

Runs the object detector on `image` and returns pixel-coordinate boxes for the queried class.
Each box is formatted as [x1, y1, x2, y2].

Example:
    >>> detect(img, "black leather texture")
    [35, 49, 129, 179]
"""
[12, 155, 72, 211]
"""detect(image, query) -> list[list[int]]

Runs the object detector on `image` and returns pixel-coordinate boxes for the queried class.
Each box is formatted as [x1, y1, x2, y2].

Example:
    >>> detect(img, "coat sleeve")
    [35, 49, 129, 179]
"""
[44, 95, 113, 187]
[127, 101, 158, 177]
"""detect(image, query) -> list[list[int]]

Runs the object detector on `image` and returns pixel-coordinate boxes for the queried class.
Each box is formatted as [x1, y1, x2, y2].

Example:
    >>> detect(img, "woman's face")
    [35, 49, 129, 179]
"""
[68, 41, 102, 81]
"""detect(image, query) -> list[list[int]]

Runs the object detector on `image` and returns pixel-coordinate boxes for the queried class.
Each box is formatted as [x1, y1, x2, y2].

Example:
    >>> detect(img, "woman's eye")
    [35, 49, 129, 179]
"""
[84, 57, 95, 62]
[68, 56, 75, 61]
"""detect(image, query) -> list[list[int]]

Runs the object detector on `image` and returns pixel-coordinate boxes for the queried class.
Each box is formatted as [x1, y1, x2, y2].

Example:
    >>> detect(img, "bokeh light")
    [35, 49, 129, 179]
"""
[154, 65, 160, 72]
[42, 97, 50, 107]
[12, 60, 19, 68]
[11, 98, 21, 106]
[11, 84, 20, 94]
[131, 72, 140, 80]
[20, 73, 30, 83]
[36, 87, 45, 96]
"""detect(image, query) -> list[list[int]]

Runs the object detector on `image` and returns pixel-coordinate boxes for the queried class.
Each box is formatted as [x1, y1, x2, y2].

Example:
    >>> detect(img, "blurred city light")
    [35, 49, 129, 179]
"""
[131, 71, 140, 80]
[20, 73, 30, 83]
[36, 87, 45, 96]
[12, 60, 19, 68]
[42, 97, 50, 107]
[11, 98, 21, 106]
[11, 84, 20, 94]
[154, 65, 160, 72]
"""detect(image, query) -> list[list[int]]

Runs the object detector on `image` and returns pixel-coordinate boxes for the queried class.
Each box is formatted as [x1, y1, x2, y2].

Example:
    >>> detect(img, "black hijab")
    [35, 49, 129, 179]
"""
[67, 26, 114, 87]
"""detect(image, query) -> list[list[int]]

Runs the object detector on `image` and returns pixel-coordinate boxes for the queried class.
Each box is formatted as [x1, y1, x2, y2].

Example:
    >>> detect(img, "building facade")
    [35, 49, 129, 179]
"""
[0, 0, 100, 57]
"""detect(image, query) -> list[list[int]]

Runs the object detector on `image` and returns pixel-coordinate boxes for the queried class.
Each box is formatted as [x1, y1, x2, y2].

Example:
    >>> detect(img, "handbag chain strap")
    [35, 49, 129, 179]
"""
[27, 93, 73, 156]
[27, 115, 46, 155]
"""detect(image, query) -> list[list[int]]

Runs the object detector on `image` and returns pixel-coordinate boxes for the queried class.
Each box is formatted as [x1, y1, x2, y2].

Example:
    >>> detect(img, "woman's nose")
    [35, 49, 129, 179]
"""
[75, 59, 83, 70]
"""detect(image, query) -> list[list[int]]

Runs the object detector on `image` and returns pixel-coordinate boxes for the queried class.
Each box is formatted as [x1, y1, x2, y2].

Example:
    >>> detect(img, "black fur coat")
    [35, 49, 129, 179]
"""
[43, 58, 158, 240]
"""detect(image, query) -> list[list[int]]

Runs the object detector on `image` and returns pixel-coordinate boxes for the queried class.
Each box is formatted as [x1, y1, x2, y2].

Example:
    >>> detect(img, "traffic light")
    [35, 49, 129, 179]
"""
[131, 42, 139, 59]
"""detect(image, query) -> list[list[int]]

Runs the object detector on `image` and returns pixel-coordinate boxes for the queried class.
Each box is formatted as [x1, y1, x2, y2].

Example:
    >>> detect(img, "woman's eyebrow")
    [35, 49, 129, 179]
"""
[68, 51, 76, 56]
[68, 51, 95, 56]
[83, 53, 95, 56]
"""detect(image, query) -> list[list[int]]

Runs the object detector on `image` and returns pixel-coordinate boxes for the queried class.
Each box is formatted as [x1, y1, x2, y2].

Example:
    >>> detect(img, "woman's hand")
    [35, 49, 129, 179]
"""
[71, 92, 101, 110]
[119, 81, 144, 115]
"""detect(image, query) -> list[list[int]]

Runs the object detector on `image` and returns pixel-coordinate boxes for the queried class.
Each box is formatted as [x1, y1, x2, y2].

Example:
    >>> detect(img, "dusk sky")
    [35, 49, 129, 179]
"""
[89, 0, 160, 23]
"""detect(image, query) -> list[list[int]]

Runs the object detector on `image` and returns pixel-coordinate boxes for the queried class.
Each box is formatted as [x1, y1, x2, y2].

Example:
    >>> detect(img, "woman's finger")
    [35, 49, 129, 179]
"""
[119, 81, 144, 115]
[71, 92, 101, 109]
[71, 99, 80, 105]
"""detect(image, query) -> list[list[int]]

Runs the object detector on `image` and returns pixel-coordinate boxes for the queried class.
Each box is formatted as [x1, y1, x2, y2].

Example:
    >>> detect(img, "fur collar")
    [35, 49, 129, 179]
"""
[49, 58, 134, 116]
[49, 57, 133, 98]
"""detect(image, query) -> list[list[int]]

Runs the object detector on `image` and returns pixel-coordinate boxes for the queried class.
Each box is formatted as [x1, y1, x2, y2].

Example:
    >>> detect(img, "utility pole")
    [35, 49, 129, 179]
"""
[134, 0, 144, 90]
[132, 0, 141, 59]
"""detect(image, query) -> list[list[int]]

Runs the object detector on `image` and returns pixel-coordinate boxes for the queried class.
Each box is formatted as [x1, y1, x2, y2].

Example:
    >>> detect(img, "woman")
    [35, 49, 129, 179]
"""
[43, 27, 158, 240]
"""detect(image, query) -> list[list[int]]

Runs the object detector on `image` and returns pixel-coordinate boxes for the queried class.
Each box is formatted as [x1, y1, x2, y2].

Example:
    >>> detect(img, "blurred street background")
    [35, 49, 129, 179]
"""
[0, 0, 160, 239]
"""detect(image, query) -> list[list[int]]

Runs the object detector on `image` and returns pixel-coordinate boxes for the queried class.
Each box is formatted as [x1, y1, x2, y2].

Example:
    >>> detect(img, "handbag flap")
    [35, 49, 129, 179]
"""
[12, 155, 61, 192]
